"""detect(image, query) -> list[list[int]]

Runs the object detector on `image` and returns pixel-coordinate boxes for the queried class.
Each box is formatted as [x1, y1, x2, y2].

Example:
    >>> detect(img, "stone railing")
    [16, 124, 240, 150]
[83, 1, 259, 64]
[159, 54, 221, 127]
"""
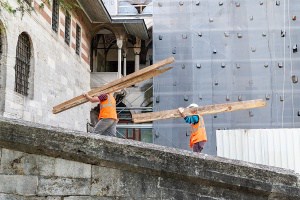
[0, 116, 299, 199]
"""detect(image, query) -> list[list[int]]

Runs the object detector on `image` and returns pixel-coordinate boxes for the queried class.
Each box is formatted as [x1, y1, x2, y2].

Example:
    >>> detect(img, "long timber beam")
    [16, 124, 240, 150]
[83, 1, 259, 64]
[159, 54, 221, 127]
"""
[53, 57, 175, 114]
[132, 99, 267, 123]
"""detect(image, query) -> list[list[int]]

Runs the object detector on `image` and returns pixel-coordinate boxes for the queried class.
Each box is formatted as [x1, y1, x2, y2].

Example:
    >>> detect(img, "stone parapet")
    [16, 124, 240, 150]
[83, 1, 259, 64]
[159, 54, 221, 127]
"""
[0, 116, 299, 199]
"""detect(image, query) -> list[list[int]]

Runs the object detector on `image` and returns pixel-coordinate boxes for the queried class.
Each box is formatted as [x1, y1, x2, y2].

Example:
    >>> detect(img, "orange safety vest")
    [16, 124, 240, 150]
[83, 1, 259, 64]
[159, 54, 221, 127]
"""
[190, 115, 207, 148]
[98, 93, 117, 120]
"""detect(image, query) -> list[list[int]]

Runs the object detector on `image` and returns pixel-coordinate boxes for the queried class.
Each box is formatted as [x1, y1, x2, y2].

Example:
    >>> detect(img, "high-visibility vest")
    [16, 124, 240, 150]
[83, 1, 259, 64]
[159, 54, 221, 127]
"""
[98, 93, 117, 120]
[189, 115, 207, 148]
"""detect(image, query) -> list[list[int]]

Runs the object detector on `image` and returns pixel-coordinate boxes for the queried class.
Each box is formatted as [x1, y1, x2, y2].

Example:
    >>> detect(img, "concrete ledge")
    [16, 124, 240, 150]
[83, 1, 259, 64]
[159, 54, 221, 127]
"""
[0, 116, 299, 199]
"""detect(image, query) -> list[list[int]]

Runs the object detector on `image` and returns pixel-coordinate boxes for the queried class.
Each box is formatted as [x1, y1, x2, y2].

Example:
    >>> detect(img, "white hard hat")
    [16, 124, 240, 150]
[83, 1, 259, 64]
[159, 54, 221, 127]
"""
[187, 103, 198, 108]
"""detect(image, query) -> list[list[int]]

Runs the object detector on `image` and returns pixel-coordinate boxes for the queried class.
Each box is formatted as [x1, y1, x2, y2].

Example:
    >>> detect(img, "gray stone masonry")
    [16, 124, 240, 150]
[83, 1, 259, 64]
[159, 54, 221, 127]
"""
[0, 116, 299, 199]
[0, 1, 91, 132]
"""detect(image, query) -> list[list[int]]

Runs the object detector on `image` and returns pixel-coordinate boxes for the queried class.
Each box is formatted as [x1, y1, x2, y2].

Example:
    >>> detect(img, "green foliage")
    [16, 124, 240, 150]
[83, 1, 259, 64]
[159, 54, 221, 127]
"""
[0, 1, 17, 14]
[0, 0, 79, 17]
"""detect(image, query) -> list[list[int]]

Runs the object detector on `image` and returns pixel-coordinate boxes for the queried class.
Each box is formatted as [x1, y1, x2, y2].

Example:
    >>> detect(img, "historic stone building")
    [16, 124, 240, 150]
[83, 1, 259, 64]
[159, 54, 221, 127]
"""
[0, 0, 152, 133]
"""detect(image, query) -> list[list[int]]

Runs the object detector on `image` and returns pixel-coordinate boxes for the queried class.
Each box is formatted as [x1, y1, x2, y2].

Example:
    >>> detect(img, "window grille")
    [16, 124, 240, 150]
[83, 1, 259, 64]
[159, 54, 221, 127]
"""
[15, 33, 31, 96]
[24, 0, 31, 5]
[52, 0, 59, 33]
[0, 29, 2, 56]
[65, 11, 71, 45]
[76, 24, 81, 55]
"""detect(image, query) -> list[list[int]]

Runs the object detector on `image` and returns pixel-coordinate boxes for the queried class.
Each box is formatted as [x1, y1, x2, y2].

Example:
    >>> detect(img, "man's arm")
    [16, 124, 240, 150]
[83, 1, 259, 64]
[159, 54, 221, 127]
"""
[83, 93, 99, 103]
[178, 107, 186, 118]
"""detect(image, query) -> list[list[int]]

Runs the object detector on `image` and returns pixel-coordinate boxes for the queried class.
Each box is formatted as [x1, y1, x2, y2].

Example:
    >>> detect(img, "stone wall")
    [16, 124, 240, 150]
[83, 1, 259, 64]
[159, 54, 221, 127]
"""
[0, 0, 91, 132]
[0, 116, 299, 199]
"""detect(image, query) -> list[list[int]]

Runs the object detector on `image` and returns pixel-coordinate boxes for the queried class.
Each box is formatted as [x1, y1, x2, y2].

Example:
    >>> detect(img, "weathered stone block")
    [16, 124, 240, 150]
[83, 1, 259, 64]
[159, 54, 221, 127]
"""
[64, 197, 106, 200]
[0, 148, 55, 176]
[0, 175, 38, 195]
[37, 177, 90, 196]
[0, 194, 62, 200]
[0, 148, 2, 174]
[0, 194, 21, 200]
[54, 158, 91, 178]
[91, 165, 159, 198]
[64, 197, 146, 200]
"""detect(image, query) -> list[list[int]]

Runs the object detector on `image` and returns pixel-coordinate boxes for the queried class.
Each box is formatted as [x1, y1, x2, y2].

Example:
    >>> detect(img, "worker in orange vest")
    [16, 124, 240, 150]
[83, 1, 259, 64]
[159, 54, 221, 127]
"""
[83, 92, 118, 137]
[178, 103, 207, 153]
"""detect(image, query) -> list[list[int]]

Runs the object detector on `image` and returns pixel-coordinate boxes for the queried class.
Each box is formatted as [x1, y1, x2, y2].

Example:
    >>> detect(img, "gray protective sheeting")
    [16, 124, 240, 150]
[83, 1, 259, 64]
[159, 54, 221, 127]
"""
[153, 0, 300, 155]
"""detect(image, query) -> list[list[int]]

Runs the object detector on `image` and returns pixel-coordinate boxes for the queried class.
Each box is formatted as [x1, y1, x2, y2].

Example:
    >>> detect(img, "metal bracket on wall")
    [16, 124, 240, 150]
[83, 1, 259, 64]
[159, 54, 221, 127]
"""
[199, 94, 202, 100]
[249, 111, 254, 117]
[292, 75, 298, 83]
[226, 95, 230, 101]
[184, 95, 189, 101]
[238, 95, 243, 101]
[172, 47, 176, 54]
[280, 96, 284, 102]
[293, 45, 298, 53]
[156, 96, 160, 103]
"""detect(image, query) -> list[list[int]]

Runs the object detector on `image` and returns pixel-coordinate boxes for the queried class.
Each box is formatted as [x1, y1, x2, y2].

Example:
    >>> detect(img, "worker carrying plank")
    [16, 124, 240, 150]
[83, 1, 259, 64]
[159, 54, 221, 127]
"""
[132, 99, 266, 123]
[52, 57, 174, 114]
[178, 103, 207, 153]
[83, 92, 118, 137]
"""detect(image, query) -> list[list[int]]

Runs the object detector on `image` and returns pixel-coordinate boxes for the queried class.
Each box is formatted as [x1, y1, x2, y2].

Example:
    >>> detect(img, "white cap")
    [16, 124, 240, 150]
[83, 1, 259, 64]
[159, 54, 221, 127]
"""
[187, 103, 198, 108]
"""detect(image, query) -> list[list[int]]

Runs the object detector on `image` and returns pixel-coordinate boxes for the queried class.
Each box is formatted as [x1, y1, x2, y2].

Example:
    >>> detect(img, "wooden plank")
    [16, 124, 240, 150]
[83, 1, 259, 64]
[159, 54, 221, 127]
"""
[94, 67, 172, 95]
[53, 66, 173, 114]
[53, 56, 174, 114]
[90, 56, 175, 94]
[132, 99, 267, 123]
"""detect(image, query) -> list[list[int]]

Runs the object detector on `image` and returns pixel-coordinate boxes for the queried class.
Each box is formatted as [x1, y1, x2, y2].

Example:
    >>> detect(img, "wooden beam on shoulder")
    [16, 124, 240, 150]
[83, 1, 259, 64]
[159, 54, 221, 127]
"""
[52, 57, 175, 114]
[132, 99, 267, 123]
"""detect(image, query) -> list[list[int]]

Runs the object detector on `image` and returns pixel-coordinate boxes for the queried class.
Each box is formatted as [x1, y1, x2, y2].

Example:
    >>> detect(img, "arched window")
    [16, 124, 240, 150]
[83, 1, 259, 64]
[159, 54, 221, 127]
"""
[15, 33, 31, 96]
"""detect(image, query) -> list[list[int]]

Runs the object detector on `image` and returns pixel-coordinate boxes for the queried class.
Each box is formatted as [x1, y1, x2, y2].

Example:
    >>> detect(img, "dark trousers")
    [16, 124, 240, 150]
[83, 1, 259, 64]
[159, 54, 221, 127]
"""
[93, 118, 117, 137]
[193, 141, 206, 153]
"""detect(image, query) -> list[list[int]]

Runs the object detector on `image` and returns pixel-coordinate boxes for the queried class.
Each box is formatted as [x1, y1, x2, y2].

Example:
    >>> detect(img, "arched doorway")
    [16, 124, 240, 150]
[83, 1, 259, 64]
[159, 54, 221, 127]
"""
[90, 28, 118, 73]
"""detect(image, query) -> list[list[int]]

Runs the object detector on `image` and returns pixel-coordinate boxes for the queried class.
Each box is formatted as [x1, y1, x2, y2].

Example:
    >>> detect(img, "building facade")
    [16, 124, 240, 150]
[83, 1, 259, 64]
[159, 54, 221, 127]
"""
[0, 0, 152, 134]
[0, 0, 91, 131]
